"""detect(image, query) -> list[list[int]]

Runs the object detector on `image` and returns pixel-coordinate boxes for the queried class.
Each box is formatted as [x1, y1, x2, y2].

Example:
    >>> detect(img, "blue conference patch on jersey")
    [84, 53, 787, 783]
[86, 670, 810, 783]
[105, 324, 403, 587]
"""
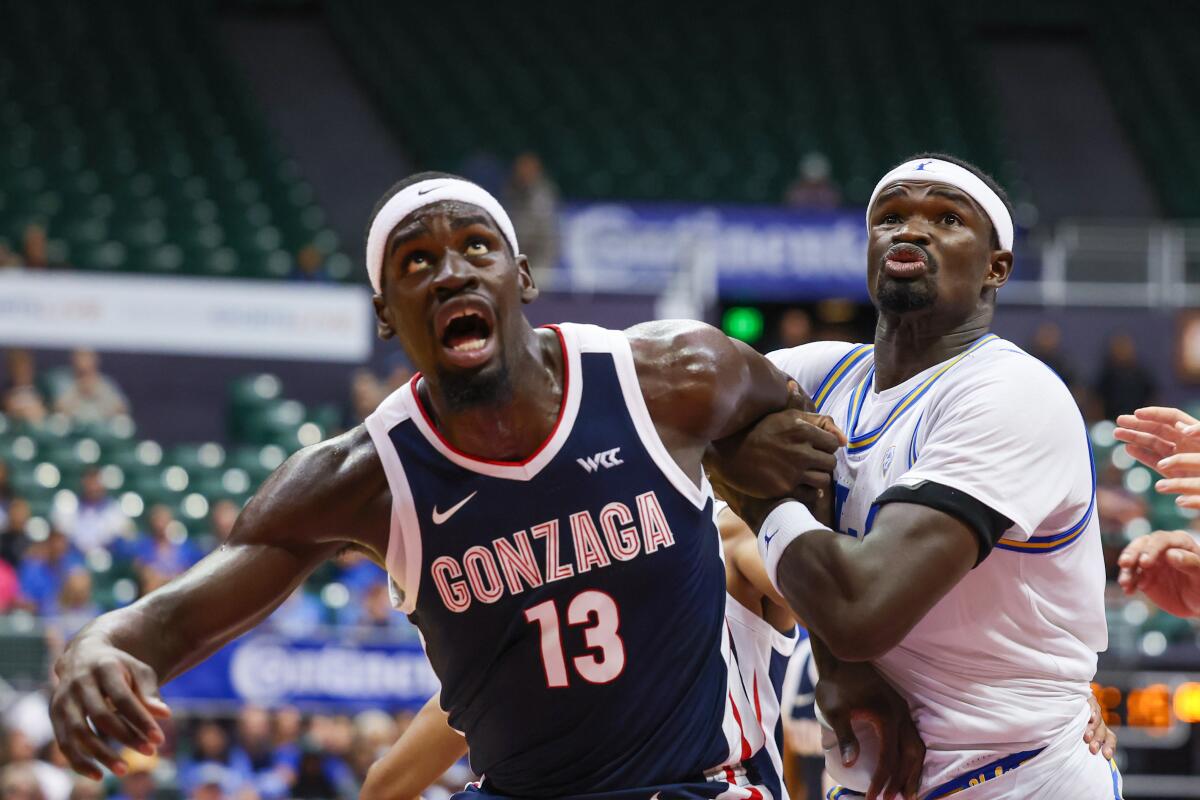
[386, 351, 732, 795]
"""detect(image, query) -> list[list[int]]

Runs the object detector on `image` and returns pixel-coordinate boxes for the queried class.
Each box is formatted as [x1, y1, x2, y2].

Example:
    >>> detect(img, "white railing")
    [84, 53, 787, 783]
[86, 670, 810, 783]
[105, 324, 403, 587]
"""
[1007, 220, 1200, 307]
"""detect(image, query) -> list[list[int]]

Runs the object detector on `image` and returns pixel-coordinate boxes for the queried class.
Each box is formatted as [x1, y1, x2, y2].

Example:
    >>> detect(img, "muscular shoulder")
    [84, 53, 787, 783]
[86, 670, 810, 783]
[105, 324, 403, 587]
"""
[624, 320, 746, 438]
[235, 425, 391, 558]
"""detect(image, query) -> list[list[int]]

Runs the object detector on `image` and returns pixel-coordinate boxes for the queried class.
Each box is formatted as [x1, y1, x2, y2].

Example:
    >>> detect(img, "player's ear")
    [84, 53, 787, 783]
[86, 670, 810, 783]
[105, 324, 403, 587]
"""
[372, 293, 396, 339]
[984, 248, 1013, 291]
[517, 254, 539, 304]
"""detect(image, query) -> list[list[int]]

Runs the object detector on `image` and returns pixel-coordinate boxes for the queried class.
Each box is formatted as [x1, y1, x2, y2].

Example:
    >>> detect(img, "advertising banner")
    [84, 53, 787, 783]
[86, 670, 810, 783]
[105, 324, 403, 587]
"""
[559, 202, 869, 300]
[0, 271, 373, 362]
[161, 634, 438, 711]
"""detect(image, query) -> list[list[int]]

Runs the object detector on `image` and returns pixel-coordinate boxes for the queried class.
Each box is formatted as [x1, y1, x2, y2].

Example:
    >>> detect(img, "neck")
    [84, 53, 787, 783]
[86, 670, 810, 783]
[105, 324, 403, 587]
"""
[421, 324, 563, 461]
[873, 305, 993, 391]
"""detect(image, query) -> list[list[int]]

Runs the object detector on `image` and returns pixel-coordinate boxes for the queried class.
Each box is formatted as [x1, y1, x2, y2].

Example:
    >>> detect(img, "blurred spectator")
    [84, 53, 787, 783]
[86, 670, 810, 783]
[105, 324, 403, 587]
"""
[0, 763, 46, 800]
[196, 499, 239, 553]
[0, 558, 18, 612]
[132, 505, 201, 589]
[458, 150, 507, 197]
[0, 242, 21, 268]
[0, 460, 13, 529]
[54, 350, 128, 425]
[1, 497, 32, 566]
[776, 308, 813, 350]
[188, 763, 235, 800]
[44, 569, 98, 639]
[504, 153, 559, 282]
[2, 729, 70, 800]
[109, 750, 157, 800]
[1095, 333, 1156, 420]
[18, 530, 83, 614]
[383, 356, 412, 395]
[340, 582, 411, 637]
[344, 370, 384, 427]
[1029, 322, 1075, 385]
[333, 549, 383, 598]
[291, 245, 330, 284]
[272, 709, 302, 753]
[21, 225, 55, 270]
[228, 707, 295, 799]
[4, 351, 47, 425]
[785, 152, 842, 211]
[265, 588, 324, 638]
[66, 778, 102, 800]
[52, 468, 133, 555]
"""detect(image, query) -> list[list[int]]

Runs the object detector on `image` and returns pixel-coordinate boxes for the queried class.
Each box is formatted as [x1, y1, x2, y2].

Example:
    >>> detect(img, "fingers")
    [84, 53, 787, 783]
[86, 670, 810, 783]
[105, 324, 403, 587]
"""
[95, 667, 166, 747]
[1165, 547, 1200, 575]
[1155, 477, 1200, 495]
[866, 716, 898, 800]
[74, 677, 145, 756]
[1155, 453, 1200, 478]
[803, 412, 848, 446]
[821, 703, 860, 768]
[51, 692, 103, 781]
[1111, 428, 1175, 465]
[126, 660, 171, 721]
[1135, 406, 1200, 429]
[1099, 722, 1117, 760]
[796, 415, 844, 453]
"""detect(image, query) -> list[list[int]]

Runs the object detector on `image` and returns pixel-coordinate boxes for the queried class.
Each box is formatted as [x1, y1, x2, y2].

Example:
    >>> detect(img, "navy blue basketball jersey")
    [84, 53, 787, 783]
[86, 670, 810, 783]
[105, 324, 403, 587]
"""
[364, 324, 765, 798]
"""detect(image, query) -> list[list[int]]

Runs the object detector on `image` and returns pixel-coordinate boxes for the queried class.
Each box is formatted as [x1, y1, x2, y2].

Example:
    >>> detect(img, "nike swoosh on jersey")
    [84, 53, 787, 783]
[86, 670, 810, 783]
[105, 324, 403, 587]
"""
[763, 531, 777, 547]
[432, 491, 478, 525]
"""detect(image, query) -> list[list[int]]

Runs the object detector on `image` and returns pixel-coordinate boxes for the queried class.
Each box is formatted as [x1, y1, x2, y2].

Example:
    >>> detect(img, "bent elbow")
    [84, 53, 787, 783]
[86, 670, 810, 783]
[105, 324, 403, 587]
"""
[822, 615, 905, 662]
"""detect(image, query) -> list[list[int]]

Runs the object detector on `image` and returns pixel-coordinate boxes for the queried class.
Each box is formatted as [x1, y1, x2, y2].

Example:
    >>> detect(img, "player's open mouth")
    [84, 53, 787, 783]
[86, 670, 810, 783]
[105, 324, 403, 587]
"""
[435, 298, 497, 369]
[883, 243, 930, 279]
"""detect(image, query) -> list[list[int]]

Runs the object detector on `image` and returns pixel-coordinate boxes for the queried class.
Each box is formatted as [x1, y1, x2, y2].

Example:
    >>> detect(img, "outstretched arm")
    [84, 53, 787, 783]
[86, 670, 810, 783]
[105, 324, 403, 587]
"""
[51, 427, 391, 779]
[361, 693, 468, 800]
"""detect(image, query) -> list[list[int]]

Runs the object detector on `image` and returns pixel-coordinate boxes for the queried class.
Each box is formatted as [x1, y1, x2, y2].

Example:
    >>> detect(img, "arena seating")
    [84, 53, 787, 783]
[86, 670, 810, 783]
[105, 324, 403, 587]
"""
[0, 0, 351, 278]
[325, 0, 1012, 205]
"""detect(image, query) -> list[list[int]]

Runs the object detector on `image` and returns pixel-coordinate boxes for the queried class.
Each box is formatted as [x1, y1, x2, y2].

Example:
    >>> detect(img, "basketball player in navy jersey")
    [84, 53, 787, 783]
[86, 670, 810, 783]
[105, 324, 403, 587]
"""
[48, 172, 918, 798]
[357, 503, 799, 800]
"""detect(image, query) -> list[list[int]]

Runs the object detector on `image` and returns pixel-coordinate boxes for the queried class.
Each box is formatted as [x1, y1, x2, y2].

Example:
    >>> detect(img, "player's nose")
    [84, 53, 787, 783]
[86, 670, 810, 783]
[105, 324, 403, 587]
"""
[891, 218, 932, 245]
[431, 249, 479, 299]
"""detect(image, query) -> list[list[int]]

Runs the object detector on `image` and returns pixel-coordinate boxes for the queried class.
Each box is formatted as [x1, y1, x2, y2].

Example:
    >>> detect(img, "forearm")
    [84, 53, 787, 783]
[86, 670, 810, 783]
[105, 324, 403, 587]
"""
[78, 541, 338, 682]
[362, 694, 466, 800]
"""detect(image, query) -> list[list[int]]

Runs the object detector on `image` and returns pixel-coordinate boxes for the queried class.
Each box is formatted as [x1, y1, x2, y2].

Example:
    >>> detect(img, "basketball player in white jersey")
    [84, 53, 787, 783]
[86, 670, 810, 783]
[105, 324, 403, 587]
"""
[359, 503, 800, 800]
[721, 154, 1121, 799]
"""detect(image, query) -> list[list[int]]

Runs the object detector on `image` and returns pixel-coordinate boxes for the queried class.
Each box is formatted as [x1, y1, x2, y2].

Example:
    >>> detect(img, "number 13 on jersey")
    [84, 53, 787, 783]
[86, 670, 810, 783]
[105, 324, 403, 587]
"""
[524, 590, 626, 688]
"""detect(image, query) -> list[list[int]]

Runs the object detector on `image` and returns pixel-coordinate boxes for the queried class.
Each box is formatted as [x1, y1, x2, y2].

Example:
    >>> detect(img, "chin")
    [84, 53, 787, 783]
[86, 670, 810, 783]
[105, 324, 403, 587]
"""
[435, 357, 513, 412]
[876, 278, 938, 315]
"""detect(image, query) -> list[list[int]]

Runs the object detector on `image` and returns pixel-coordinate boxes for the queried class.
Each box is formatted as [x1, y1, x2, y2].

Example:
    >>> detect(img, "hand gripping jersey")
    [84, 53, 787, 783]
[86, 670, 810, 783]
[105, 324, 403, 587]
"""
[770, 337, 1112, 798]
[365, 323, 765, 798]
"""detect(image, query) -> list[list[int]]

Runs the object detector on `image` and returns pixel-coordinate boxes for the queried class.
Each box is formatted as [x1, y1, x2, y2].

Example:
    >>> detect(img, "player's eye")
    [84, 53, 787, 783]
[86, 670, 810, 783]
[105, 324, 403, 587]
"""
[464, 239, 490, 257]
[404, 251, 434, 274]
[879, 213, 902, 225]
[942, 213, 962, 226]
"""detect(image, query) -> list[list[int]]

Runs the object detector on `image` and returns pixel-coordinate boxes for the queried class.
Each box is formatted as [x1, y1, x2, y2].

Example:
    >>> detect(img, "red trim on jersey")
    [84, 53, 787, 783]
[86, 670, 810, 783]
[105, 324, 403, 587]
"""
[746, 787, 764, 800]
[723, 766, 736, 783]
[728, 690, 753, 761]
[409, 325, 569, 466]
[752, 672, 763, 725]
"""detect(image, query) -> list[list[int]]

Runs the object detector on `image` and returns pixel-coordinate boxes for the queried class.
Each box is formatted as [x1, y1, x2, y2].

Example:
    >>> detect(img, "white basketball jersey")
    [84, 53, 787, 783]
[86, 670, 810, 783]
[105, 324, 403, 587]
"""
[725, 594, 797, 800]
[769, 337, 1107, 795]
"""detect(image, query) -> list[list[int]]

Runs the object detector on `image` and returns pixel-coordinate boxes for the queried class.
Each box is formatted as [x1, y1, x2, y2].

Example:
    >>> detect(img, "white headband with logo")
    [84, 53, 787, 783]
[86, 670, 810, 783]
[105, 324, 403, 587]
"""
[867, 158, 1014, 250]
[365, 178, 520, 293]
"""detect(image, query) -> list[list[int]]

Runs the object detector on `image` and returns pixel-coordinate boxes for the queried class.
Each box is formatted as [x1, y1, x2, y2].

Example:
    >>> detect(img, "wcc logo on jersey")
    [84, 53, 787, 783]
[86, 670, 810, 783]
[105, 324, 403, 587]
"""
[577, 448, 624, 473]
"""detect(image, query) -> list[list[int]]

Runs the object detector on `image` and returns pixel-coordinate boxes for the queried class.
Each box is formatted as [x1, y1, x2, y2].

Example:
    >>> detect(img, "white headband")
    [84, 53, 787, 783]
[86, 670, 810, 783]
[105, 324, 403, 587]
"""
[365, 178, 520, 293]
[866, 158, 1013, 250]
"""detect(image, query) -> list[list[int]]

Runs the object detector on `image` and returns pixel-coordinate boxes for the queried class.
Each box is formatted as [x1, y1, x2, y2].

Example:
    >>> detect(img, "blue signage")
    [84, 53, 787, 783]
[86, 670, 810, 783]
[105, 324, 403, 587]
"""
[558, 202, 869, 300]
[161, 634, 439, 711]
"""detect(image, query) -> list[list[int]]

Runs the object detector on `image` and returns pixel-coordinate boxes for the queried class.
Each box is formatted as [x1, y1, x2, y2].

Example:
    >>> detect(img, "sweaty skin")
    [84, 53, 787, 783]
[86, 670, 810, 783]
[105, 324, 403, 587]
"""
[49, 197, 841, 782]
